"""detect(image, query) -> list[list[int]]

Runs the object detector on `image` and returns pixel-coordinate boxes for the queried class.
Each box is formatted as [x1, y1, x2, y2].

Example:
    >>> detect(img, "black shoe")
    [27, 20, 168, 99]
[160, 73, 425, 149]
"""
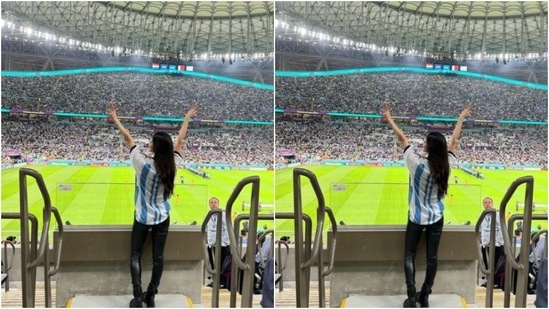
[144, 286, 157, 308]
[403, 298, 418, 308]
[130, 285, 143, 308]
[129, 298, 143, 308]
[416, 287, 431, 308]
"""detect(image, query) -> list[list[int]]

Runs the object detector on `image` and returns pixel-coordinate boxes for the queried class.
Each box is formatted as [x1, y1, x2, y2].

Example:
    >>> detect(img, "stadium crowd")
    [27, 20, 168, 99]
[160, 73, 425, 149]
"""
[2, 118, 273, 167]
[1, 73, 273, 121]
[276, 73, 547, 121]
[276, 120, 547, 166]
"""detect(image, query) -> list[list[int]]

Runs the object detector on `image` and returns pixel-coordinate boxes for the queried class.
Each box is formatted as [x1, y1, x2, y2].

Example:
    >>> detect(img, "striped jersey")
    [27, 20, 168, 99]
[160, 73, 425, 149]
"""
[480, 210, 504, 247]
[130, 145, 183, 225]
[404, 145, 456, 225]
[206, 211, 230, 247]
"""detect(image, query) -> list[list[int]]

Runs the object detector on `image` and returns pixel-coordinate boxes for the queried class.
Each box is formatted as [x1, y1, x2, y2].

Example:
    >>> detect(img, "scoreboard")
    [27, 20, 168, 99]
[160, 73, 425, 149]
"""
[151, 63, 194, 72]
[426, 63, 467, 71]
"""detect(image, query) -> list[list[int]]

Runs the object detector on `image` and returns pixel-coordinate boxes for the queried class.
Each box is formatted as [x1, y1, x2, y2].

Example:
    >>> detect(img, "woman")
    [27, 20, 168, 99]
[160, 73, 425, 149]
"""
[109, 103, 198, 308]
[382, 103, 471, 308]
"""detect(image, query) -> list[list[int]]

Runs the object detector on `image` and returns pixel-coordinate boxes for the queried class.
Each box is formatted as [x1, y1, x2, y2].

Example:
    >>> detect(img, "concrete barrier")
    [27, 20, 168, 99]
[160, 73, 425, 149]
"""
[53, 225, 203, 308]
[328, 225, 478, 307]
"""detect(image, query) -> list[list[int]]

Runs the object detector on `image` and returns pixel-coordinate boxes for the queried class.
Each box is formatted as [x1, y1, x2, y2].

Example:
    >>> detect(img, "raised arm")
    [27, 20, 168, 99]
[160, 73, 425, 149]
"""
[108, 103, 135, 149]
[382, 103, 409, 149]
[174, 105, 198, 154]
[449, 105, 472, 154]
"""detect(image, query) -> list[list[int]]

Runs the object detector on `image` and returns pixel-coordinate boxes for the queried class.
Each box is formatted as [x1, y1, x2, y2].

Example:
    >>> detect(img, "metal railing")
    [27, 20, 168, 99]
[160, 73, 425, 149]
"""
[503, 213, 547, 307]
[276, 239, 290, 292]
[317, 207, 338, 308]
[257, 229, 275, 266]
[225, 175, 261, 308]
[475, 208, 497, 308]
[279, 168, 338, 308]
[531, 229, 548, 267]
[1, 213, 38, 295]
[200, 208, 223, 308]
[496, 175, 547, 308]
[1, 168, 64, 307]
[2, 239, 16, 291]
[229, 213, 274, 307]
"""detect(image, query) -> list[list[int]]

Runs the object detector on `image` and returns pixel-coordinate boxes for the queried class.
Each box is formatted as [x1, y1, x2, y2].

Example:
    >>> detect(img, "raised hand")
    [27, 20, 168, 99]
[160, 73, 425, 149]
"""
[108, 103, 119, 123]
[381, 102, 393, 123]
[185, 105, 199, 119]
[109, 102, 135, 148]
[459, 105, 473, 120]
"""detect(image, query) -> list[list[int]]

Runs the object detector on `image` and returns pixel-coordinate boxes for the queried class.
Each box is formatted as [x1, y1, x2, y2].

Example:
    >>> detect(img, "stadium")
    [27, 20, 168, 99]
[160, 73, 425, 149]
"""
[274, 1, 547, 308]
[0, 1, 548, 309]
[1, 1, 274, 308]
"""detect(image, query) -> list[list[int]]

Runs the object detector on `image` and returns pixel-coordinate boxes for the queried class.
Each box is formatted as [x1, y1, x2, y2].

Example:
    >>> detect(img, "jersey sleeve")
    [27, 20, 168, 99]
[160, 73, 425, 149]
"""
[174, 151, 183, 167]
[448, 151, 457, 167]
[129, 145, 146, 171]
[403, 145, 420, 171]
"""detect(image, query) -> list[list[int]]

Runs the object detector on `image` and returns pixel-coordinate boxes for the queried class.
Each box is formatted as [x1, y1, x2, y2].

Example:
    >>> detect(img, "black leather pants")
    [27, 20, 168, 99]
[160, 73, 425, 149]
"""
[130, 217, 170, 289]
[404, 217, 444, 290]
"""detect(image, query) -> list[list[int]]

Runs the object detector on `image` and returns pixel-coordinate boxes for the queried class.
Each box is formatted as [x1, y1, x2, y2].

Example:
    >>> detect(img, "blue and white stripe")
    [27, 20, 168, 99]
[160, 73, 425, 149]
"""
[130, 145, 183, 225]
[404, 145, 456, 225]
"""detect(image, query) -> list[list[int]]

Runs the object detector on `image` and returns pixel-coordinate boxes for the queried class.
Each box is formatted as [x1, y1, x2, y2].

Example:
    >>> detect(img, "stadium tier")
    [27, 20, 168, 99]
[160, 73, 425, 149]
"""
[2, 119, 273, 167]
[276, 73, 547, 121]
[276, 120, 547, 167]
[1, 72, 273, 121]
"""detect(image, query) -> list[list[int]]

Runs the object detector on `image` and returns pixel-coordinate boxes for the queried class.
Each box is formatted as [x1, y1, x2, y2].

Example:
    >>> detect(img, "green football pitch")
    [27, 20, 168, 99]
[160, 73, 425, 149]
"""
[2, 165, 547, 240]
[275, 166, 548, 237]
[1, 166, 274, 240]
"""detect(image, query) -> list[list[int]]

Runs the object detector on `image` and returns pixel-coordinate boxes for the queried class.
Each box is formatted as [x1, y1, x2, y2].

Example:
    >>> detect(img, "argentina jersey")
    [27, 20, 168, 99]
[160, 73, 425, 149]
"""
[404, 145, 457, 225]
[130, 145, 183, 225]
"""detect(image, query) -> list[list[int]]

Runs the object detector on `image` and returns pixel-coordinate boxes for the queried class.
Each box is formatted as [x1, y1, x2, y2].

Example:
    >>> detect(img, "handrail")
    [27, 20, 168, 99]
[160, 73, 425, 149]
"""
[2, 240, 16, 292]
[293, 168, 325, 269]
[498, 175, 534, 308]
[200, 208, 223, 308]
[531, 229, 547, 268]
[474, 208, 497, 308]
[276, 240, 290, 292]
[316, 206, 339, 308]
[504, 213, 547, 307]
[499, 176, 533, 271]
[322, 207, 338, 277]
[200, 209, 223, 275]
[475, 209, 497, 275]
[293, 168, 328, 308]
[225, 176, 260, 272]
[274, 212, 312, 296]
[1, 213, 38, 300]
[257, 229, 275, 268]
[229, 213, 274, 308]
[20, 168, 55, 308]
[20, 168, 52, 270]
[48, 207, 64, 276]
[225, 175, 261, 308]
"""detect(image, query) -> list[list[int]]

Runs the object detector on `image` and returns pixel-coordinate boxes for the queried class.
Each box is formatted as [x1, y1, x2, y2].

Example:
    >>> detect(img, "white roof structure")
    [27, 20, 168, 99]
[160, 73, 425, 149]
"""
[2, 1, 274, 58]
[276, 1, 547, 58]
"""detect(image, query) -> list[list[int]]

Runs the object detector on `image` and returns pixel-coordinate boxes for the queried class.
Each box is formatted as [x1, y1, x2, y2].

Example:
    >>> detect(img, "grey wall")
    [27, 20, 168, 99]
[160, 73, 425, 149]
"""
[55, 260, 202, 308]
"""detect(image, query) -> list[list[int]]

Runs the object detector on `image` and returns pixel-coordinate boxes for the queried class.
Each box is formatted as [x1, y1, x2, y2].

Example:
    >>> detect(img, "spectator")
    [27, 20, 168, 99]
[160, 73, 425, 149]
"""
[480, 197, 505, 288]
[206, 197, 231, 288]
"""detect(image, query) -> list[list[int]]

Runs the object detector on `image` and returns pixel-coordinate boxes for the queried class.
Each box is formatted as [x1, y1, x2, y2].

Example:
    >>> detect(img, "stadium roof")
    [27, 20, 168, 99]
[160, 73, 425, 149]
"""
[276, 1, 547, 58]
[1, 1, 274, 58]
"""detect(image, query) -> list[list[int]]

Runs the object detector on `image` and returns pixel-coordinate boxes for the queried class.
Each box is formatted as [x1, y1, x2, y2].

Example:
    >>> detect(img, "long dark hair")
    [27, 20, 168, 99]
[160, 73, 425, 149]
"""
[152, 132, 176, 200]
[425, 132, 450, 200]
